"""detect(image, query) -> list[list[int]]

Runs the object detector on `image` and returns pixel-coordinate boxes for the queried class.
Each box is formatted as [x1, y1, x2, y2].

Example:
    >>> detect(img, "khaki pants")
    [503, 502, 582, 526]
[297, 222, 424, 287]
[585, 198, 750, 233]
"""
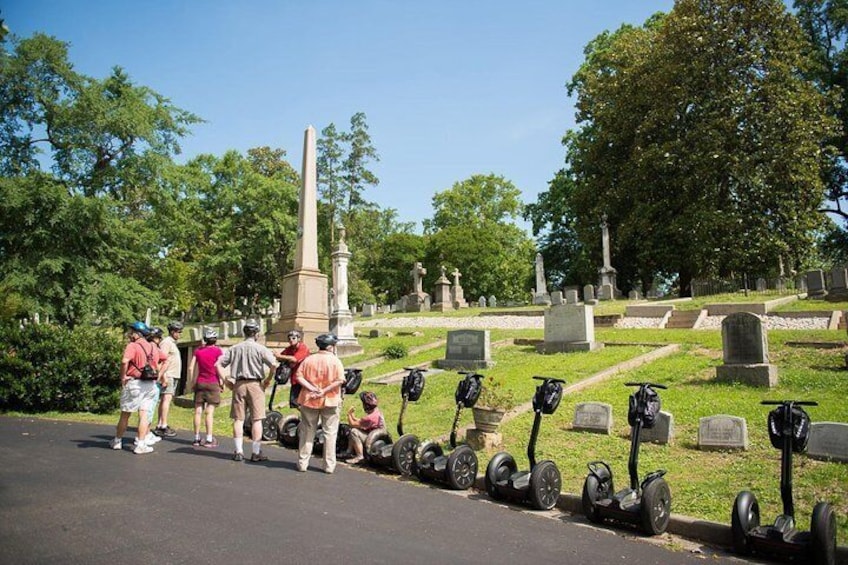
[298, 404, 340, 472]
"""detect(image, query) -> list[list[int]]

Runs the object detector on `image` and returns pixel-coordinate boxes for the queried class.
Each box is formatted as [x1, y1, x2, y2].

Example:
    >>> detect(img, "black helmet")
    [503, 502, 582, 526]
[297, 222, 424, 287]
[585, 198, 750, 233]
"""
[128, 321, 149, 336]
[360, 391, 378, 410]
[167, 321, 184, 332]
[147, 327, 164, 340]
[315, 333, 338, 350]
[243, 319, 260, 336]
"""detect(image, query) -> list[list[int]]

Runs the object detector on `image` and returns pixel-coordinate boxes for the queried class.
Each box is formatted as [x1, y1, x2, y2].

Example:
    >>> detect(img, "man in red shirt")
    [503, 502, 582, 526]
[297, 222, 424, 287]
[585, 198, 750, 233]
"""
[275, 330, 310, 408]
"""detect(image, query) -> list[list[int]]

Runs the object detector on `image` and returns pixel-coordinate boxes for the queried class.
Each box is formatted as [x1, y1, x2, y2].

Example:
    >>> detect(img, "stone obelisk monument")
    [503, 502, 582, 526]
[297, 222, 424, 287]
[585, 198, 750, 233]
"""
[267, 125, 329, 345]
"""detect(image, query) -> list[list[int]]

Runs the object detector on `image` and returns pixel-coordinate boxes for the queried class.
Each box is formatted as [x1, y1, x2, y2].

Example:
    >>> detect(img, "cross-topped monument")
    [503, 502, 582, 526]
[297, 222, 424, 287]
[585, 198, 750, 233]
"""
[404, 261, 430, 312]
[411, 262, 427, 294]
[597, 214, 619, 300]
[451, 268, 468, 309]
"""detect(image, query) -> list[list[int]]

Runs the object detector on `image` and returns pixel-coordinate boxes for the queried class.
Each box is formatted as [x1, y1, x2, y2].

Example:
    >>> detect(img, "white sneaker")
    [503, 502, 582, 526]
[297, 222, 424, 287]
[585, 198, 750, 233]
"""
[145, 433, 161, 445]
[109, 437, 122, 450]
[133, 443, 154, 455]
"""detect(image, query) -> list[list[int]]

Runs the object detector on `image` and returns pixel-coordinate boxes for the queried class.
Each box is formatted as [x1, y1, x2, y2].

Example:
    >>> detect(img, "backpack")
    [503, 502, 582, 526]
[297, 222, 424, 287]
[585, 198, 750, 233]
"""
[343, 368, 363, 395]
[768, 404, 811, 453]
[273, 364, 292, 385]
[455, 373, 483, 408]
[132, 341, 159, 381]
[628, 386, 661, 429]
[401, 369, 425, 401]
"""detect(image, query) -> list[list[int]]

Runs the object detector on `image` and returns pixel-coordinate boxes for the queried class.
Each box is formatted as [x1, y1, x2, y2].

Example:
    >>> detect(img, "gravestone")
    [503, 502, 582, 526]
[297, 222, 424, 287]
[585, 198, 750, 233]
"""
[698, 415, 748, 451]
[368, 329, 384, 338]
[405, 261, 431, 312]
[329, 226, 362, 356]
[533, 253, 552, 305]
[221, 322, 229, 340]
[572, 402, 612, 434]
[451, 268, 468, 309]
[598, 284, 614, 301]
[715, 312, 778, 387]
[831, 265, 848, 291]
[583, 284, 598, 305]
[540, 302, 603, 353]
[565, 290, 579, 305]
[794, 275, 807, 293]
[806, 422, 848, 463]
[550, 291, 563, 305]
[806, 269, 827, 298]
[478, 296, 487, 308]
[189, 327, 201, 342]
[362, 303, 376, 318]
[435, 329, 494, 370]
[432, 265, 454, 312]
[756, 278, 767, 292]
[628, 290, 641, 300]
[640, 411, 674, 445]
[488, 295, 497, 308]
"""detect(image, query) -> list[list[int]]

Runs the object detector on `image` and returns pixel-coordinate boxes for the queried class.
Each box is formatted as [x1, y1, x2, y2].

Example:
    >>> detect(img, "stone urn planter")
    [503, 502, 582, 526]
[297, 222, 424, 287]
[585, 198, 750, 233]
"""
[472, 406, 506, 433]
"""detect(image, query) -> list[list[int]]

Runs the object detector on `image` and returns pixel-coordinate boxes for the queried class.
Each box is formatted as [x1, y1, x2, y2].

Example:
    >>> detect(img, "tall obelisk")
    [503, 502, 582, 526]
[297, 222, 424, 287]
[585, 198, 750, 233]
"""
[267, 126, 329, 345]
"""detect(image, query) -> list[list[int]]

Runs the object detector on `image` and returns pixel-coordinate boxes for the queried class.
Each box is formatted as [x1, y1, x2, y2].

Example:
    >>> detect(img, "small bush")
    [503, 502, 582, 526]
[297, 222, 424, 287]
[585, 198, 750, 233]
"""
[382, 342, 409, 359]
[0, 323, 123, 413]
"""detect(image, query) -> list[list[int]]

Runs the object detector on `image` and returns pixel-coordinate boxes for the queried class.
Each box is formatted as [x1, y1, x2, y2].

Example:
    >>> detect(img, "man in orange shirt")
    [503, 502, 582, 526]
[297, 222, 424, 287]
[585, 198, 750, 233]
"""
[295, 333, 345, 473]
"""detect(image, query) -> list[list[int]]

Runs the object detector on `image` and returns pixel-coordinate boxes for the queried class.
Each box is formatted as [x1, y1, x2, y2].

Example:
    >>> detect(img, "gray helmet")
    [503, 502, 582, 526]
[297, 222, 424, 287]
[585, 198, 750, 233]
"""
[243, 318, 260, 336]
[315, 333, 338, 350]
[167, 321, 184, 332]
[202, 327, 218, 341]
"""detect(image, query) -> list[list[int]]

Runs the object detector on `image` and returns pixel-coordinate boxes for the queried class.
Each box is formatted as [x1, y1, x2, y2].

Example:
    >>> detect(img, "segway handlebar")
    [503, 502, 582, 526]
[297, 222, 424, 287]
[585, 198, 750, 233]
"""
[532, 375, 566, 384]
[761, 400, 818, 406]
[624, 381, 667, 390]
[403, 367, 428, 372]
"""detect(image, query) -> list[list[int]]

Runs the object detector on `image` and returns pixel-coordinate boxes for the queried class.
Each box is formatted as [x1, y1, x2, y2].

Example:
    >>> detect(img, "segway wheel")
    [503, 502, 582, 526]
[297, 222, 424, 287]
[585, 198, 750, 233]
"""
[640, 477, 672, 535]
[262, 412, 282, 441]
[446, 445, 478, 490]
[336, 423, 351, 456]
[529, 460, 561, 511]
[364, 429, 392, 464]
[392, 434, 419, 476]
[243, 407, 253, 439]
[485, 452, 516, 501]
[278, 415, 300, 449]
[414, 441, 443, 480]
[730, 491, 759, 555]
[810, 501, 836, 565]
[582, 472, 612, 524]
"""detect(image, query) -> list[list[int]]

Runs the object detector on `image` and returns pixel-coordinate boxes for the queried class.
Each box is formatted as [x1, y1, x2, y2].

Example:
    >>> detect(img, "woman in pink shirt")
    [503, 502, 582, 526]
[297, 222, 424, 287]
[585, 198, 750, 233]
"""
[187, 328, 224, 447]
[343, 391, 385, 465]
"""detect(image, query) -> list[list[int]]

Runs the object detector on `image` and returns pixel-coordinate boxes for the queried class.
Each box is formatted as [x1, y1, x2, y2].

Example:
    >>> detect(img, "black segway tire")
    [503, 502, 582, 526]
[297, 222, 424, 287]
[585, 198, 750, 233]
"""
[364, 429, 392, 464]
[337, 423, 351, 456]
[485, 452, 516, 501]
[529, 460, 561, 510]
[582, 472, 612, 524]
[278, 415, 300, 448]
[810, 501, 836, 565]
[392, 434, 419, 476]
[446, 445, 478, 490]
[243, 407, 253, 439]
[262, 411, 282, 441]
[641, 477, 672, 535]
[414, 441, 443, 480]
[730, 491, 759, 555]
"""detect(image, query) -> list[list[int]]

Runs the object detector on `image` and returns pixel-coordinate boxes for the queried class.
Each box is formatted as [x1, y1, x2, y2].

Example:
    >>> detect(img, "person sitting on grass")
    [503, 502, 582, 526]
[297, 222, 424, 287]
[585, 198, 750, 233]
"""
[343, 391, 385, 465]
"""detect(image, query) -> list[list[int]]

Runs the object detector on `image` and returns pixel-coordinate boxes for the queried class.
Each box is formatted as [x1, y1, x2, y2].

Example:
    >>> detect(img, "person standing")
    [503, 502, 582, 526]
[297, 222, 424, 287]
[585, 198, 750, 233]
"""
[295, 333, 345, 473]
[110, 321, 168, 454]
[215, 319, 276, 462]
[134, 327, 165, 450]
[154, 321, 183, 438]
[187, 327, 224, 447]
[275, 329, 310, 408]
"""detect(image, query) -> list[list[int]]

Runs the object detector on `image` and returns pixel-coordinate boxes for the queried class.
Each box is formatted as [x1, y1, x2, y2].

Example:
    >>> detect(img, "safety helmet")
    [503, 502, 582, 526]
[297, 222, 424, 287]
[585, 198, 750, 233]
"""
[315, 333, 338, 350]
[243, 318, 260, 335]
[202, 327, 218, 342]
[129, 321, 149, 335]
[147, 327, 164, 340]
[360, 391, 378, 410]
[167, 321, 184, 332]
[287, 330, 302, 339]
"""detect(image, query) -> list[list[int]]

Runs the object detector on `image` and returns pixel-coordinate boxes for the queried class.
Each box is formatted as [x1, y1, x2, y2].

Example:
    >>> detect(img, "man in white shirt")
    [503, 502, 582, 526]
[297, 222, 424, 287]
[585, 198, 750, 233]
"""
[154, 321, 183, 438]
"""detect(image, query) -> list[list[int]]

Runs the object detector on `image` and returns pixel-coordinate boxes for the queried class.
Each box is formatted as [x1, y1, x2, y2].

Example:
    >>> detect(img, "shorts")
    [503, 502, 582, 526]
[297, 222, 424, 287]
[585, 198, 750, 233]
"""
[230, 380, 265, 421]
[162, 376, 180, 395]
[350, 427, 382, 445]
[194, 381, 221, 406]
[120, 379, 159, 413]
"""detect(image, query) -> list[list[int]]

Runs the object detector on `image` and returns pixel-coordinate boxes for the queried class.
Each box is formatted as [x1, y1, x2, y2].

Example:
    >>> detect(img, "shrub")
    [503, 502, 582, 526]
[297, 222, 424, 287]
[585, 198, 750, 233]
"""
[477, 375, 517, 411]
[0, 323, 123, 413]
[382, 342, 409, 359]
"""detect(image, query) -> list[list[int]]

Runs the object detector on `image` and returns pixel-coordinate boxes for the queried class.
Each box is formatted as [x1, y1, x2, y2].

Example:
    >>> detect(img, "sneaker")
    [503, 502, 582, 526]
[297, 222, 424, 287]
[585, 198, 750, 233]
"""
[249, 452, 269, 462]
[133, 443, 154, 455]
[232, 452, 244, 462]
[152, 427, 165, 437]
[202, 438, 219, 448]
[109, 437, 122, 450]
[192, 438, 202, 447]
[146, 433, 161, 444]
[346, 456, 363, 465]
[159, 426, 177, 438]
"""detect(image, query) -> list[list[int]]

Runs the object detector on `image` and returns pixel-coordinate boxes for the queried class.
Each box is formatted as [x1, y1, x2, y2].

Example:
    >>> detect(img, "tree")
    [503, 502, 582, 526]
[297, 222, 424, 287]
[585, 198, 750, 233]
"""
[343, 112, 380, 211]
[424, 173, 524, 233]
[317, 122, 346, 241]
[559, 0, 838, 295]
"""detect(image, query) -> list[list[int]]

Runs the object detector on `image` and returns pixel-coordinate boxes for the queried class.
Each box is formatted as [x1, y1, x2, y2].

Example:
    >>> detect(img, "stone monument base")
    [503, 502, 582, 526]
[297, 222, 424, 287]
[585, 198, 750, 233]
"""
[537, 341, 604, 354]
[435, 359, 495, 370]
[466, 429, 502, 451]
[404, 293, 431, 312]
[335, 341, 364, 357]
[534, 293, 551, 306]
[715, 364, 778, 387]
[431, 302, 454, 312]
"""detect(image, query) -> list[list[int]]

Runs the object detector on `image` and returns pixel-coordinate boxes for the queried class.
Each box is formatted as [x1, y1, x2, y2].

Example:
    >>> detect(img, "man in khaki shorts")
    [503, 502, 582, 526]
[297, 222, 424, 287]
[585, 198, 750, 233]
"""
[215, 319, 277, 462]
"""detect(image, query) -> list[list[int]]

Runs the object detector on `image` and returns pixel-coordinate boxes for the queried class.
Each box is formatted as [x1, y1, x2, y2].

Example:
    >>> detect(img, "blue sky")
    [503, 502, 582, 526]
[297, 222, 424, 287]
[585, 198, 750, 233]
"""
[4, 1, 675, 233]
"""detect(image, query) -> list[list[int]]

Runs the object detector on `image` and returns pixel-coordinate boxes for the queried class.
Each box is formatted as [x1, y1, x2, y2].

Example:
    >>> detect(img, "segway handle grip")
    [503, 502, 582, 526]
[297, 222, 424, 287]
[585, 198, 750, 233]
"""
[532, 375, 566, 384]
[625, 381, 667, 390]
[403, 367, 427, 372]
[761, 399, 818, 406]
[458, 370, 480, 376]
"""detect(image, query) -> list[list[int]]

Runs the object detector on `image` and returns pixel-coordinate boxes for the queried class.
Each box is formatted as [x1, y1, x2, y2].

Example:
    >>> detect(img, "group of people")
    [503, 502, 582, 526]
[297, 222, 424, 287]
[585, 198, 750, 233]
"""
[110, 319, 385, 472]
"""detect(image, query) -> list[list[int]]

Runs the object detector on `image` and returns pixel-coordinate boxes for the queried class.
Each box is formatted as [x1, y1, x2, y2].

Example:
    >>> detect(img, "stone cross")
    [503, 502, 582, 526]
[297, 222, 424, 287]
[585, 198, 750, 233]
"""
[452, 268, 462, 287]
[410, 262, 427, 294]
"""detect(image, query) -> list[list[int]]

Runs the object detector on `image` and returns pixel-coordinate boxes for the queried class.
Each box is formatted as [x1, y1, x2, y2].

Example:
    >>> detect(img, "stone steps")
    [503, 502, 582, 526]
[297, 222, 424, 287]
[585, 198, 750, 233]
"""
[665, 309, 701, 329]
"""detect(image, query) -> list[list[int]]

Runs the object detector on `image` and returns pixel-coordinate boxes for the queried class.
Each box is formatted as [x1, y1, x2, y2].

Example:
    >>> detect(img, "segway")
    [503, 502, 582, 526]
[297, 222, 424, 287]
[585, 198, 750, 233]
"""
[364, 367, 426, 476]
[278, 368, 363, 455]
[414, 371, 483, 490]
[484, 376, 565, 510]
[582, 382, 671, 535]
[731, 400, 836, 564]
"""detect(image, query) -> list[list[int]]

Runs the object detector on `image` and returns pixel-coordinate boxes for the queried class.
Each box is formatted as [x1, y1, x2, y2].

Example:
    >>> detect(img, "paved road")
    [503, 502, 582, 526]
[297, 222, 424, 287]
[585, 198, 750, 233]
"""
[0, 417, 742, 565]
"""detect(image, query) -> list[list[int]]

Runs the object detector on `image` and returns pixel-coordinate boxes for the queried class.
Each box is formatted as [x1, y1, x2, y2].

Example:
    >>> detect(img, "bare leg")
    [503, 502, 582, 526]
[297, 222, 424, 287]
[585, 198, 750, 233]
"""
[115, 412, 131, 438]
[193, 404, 203, 437]
[205, 405, 215, 437]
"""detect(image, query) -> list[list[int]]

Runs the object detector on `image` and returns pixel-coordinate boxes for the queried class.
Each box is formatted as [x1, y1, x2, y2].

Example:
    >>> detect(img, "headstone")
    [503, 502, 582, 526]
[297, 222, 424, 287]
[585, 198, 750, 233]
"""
[756, 278, 767, 292]
[221, 322, 229, 340]
[190, 327, 201, 341]
[628, 290, 641, 300]
[640, 411, 674, 445]
[565, 290, 579, 305]
[540, 303, 604, 353]
[598, 214, 619, 298]
[831, 266, 848, 291]
[715, 312, 778, 387]
[598, 284, 613, 301]
[405, 261, 431, 312]
[435, 329, 494, 370]
[369, 329, 384, 338]
[583, 284, 598, 305]
[806, 422, 848, 463]
[488, 295, 497, 308]
[329, 226, 363, 356]
[550, 291, 563, 305]
[432, 265, 454, 312]
[451, 268, 468, 309]
[698, 415, 748, 451]
[533, 253, 552, 305]
[572, 402, 612, 434]
[478, 296, 487, 308]
[806, 269, 827, 298]
[794, 275, 807, 293]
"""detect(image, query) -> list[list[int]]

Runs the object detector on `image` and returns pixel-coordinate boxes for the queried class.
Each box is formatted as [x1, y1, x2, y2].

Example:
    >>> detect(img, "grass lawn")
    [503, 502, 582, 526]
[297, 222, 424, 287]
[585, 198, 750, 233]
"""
[6, 316, 848, 545]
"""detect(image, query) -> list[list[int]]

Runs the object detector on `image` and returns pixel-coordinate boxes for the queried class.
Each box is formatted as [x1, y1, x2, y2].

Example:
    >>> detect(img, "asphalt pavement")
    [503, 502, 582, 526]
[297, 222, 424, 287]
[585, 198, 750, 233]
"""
[0, 416, 747, 565]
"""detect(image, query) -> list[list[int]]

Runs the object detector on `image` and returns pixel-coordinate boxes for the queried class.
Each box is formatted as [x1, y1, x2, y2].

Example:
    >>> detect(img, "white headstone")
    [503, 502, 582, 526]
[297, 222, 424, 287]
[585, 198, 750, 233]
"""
[573, 402, 613, 434]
